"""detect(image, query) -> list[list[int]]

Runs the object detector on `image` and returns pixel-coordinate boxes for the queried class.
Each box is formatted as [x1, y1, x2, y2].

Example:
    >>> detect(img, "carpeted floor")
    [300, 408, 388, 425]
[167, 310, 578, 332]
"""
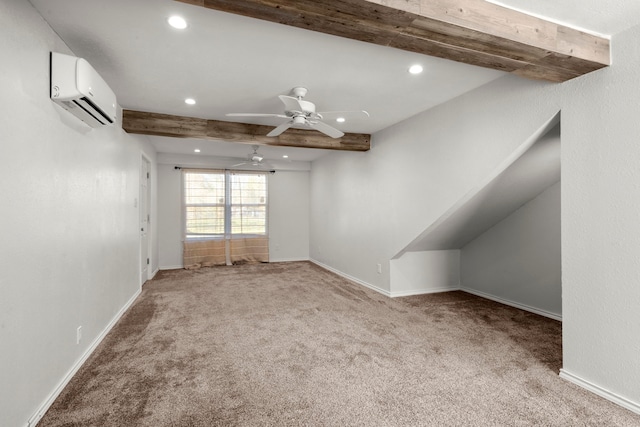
[39, 261, 640, 426]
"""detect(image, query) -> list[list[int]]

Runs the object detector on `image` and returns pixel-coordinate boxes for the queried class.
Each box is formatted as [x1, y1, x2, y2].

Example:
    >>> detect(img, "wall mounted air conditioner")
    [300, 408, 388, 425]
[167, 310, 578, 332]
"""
[50, 52, 117, 127]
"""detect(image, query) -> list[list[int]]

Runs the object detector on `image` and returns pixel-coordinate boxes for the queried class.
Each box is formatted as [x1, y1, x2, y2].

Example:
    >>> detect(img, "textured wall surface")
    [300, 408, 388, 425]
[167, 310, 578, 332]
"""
[310, 76, 562, 292]
[157, 164, 184, 269]
[559, 24, 640, 407]
[310, 20, 640, 411]
[267, 171, 310, 262]
[390, 250, 460, 297]
[0, 1, 157, 425]
[461, 182, 561, 318]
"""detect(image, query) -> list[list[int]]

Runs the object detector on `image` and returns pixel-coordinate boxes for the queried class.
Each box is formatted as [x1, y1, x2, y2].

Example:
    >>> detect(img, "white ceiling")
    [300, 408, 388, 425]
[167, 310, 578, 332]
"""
[30, 0, 636, 162]
[30, 0, 507, 162]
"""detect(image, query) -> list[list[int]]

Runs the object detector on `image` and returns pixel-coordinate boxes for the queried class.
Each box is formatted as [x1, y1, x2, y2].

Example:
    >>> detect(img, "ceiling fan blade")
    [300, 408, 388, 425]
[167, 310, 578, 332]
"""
[250, 161, 273, 169]
[278, 95, 305, 113]
[267, 121, 294, 137]
[316, 110, 370, 119]
[232, 161, 249, 167]
[226, 113, 287, 118]
[309, 120, 344, 138]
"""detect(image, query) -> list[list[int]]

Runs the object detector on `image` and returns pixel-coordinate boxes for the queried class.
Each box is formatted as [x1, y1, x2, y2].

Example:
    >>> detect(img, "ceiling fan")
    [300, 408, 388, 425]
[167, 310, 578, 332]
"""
[226, 87, 369, 139]
[232, 145, 270, 168]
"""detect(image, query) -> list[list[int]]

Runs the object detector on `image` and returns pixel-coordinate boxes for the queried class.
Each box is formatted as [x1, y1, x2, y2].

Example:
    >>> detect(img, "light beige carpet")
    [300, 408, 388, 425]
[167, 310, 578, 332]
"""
[39, 262, 640, 426]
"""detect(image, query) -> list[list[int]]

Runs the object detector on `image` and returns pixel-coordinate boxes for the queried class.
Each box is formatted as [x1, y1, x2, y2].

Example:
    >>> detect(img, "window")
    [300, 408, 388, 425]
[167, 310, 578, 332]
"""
[229, 172, 268, 236]
[184, 170, 267, 239]
[184, 171, 225, 237]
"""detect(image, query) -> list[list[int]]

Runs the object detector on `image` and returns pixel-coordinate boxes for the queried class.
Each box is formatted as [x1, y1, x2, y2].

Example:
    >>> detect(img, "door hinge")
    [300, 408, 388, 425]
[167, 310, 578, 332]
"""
[147, 172, 150, 179]
[147, 258, 149, 265]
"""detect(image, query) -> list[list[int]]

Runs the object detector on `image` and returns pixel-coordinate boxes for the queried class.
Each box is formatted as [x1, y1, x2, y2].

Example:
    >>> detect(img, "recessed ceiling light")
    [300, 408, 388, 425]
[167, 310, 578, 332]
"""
[194, 149, 201, 153]
[336, 117, 346, 123]
[185, 98, 196, 105]
[409, 64, 424, 74]
[282, 155, 289, 159]
[168, 16, 188, 29]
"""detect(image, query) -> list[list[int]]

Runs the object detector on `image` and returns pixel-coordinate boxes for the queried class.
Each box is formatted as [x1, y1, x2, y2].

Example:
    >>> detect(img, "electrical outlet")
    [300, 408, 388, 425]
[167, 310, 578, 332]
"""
[377, 263, 382, 274]
[76, 326, 82, 344]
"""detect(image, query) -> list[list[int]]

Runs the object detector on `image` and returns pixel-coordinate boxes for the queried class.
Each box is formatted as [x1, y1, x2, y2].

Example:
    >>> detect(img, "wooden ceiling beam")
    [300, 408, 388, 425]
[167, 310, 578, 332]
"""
[176, 0, 609, 82]
[122, 110, 371, 151]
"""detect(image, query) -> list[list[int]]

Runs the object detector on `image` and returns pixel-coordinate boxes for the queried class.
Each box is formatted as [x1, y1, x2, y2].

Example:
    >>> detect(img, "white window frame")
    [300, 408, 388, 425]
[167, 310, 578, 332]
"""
[182, 169, 268, 241]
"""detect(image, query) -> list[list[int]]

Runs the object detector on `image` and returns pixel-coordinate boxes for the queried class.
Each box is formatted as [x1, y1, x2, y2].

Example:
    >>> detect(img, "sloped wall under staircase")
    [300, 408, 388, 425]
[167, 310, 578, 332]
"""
[390, 118, 561, 318]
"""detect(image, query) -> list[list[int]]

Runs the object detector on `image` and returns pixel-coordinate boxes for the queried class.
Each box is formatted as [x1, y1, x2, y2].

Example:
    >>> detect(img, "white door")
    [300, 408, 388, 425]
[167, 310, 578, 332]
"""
[140, 157, 150, 285]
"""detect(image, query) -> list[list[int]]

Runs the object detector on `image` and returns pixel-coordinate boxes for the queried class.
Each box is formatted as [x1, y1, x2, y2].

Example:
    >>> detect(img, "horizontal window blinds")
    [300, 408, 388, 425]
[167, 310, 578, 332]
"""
[229, 171, 267, 237]
[184, 170, 225, 237]
[182, 169, 268, 268]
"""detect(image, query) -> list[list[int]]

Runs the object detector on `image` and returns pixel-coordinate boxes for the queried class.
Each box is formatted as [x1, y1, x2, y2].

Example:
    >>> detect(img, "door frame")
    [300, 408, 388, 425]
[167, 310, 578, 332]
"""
[140, 153, 152, 286]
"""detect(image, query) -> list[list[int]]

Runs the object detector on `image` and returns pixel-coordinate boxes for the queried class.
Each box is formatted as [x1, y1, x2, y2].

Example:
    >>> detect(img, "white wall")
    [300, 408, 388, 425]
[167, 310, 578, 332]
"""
[0, 1, 157, 425]
[310, 22, 640, 413]
[310, 80, 563, 293]
[157, 163, 184, 269]
[461, 182, 561, 319]
[157, 157, 309, 268]
[559, 24, 640, 411]
[268, 171, 310, 262]
[390, 250, 460, 297]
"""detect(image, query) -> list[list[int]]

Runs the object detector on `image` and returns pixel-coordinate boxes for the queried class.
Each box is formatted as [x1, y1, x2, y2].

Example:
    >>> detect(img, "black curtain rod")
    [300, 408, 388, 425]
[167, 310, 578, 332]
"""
[174, 166, 275, 174]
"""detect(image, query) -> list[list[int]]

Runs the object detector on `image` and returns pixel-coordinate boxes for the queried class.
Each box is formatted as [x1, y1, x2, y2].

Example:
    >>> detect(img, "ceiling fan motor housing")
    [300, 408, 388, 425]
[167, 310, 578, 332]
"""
[227, 87, 360, 138]
[285, 99, 316, 116]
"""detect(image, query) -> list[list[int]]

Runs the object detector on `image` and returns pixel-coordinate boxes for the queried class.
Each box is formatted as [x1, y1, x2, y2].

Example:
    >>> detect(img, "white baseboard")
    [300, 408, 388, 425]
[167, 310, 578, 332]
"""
[269, 257, 310, 263]
[142, 268, 160, 287]
[162, 260, 310, 269]
[310, 259, 391, 297]
[390, 286, 460, 298]
[460, 287, 562, 321]
[160, 265, 184, 270]
[26, 288, 142, 427]
[559, 369, 640, 415]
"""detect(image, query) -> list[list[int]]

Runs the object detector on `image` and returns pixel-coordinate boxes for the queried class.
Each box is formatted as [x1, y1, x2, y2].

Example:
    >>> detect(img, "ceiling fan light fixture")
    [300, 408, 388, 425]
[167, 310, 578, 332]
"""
[233, 145, 270, 168]
[194, 149, 200, 153]
[336, 117, 346, 123]
[227, 87, 366, 138]
[168, 16, 188, 29]
[185, 98, 196, 105]
[409, 64, 423, 74]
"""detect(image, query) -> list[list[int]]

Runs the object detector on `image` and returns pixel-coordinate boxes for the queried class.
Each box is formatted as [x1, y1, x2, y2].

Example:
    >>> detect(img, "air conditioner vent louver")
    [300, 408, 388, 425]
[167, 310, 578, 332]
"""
[75, 97, 114, 125]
